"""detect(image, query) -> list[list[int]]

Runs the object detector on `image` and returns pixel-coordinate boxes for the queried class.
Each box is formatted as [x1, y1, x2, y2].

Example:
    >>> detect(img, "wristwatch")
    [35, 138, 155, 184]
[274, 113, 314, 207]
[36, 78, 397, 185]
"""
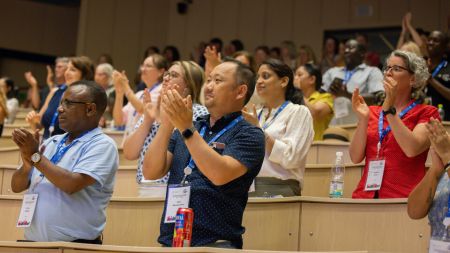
[182, 126, 197, 139]
[31, 152, 42, 165]
[383, 107, 396, 116]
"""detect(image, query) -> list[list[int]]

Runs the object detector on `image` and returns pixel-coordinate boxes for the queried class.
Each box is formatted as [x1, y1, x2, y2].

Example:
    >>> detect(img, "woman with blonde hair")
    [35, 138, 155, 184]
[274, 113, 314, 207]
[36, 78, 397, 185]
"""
[122, 61, 208, 196]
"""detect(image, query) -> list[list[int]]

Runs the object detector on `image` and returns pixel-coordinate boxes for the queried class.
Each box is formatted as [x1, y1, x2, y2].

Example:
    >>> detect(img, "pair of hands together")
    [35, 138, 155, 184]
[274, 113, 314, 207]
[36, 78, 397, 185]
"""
[12, 128, 40, 169]
[352, 76, 398, 121]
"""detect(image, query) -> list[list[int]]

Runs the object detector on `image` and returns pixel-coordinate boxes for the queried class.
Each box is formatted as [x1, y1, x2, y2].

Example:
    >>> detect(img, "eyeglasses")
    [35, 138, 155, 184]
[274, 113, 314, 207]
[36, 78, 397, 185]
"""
[163, 71, 181, 80]
[60, 98, 93, 109]
[382, 65, 412, 73]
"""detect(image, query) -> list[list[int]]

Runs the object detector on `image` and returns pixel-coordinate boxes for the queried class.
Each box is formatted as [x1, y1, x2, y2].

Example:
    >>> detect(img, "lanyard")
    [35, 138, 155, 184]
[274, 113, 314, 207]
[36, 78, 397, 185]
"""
[432, 60, 447, 78]
[377, 101, 418, 157]
[183, 116, 243, 181]
[49, 84, 67, 136]
[33, 129, 93, 191]
[132, 82, 161, 117]
[257, 101, 289, 130]
[343, 68, 358, 85]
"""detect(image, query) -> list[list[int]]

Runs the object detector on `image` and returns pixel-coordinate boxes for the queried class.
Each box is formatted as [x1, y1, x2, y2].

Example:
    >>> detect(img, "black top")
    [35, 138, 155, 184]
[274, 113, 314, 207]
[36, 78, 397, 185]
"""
[427, 61, 450, 121]
[158, 112, 265, 248]
[41, 85, 66, 139]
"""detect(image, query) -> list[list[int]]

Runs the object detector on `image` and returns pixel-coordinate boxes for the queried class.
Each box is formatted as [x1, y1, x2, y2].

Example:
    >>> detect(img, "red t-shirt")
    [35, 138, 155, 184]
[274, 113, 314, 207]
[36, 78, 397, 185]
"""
[352, 102, 439, 198]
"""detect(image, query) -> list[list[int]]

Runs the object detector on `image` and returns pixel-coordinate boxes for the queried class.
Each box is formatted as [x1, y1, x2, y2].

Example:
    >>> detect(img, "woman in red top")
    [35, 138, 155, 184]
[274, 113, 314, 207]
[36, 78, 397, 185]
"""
[350, 50, 439, 198]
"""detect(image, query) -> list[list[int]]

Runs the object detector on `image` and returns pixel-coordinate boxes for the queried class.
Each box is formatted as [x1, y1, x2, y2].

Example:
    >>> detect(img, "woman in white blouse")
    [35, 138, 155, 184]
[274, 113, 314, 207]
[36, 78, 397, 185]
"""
[243, 59, 314, 197]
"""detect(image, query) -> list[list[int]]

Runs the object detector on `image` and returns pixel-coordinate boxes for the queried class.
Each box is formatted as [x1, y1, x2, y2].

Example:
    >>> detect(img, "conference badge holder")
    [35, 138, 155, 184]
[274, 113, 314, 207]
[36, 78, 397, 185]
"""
[364, 142, 385, 191]
[17, 194, 38, 228]
[164, 167, 191, 224]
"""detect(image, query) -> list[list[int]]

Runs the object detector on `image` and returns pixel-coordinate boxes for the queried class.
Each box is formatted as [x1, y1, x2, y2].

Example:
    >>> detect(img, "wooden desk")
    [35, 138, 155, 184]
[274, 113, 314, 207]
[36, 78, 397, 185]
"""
[103, 130, 125, 148]
[118, 148, 138, 166]
[0, 147, 20, 166]
[306, 141, 351, 164]
[0, 241, 375, 253]
[2, 124, 30, 136]
[299, 197, 429, 253]
[0, 136, 15, 147]
[303, 163, 363, 198]
[0, 196, 429, 253]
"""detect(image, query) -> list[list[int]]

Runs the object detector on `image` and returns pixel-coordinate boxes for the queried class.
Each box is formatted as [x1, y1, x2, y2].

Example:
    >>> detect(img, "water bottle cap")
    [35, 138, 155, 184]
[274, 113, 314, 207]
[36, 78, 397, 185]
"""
[336, 151, 343, 157]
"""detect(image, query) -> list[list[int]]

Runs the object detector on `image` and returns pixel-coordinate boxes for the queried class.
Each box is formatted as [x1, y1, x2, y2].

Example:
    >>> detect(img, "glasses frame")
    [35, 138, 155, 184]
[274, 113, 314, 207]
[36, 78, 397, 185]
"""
[382, 65, 413, 74]
[60, 98, 93, 109]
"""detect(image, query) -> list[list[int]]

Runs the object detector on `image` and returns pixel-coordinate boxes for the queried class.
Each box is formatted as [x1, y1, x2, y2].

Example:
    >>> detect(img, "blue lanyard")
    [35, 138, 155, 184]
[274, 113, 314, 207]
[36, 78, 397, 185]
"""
[49, 130, 92, 164]
[343, 68, 358, 85]
[258, 101, 289, 130]
[432, 60, 447, 78]
[49, 84, 67, 136]
[186, 116, 243, 170]
[132, 82, 161, 117]
[35, 129, 93, 181]
[378, 101, 418, 154]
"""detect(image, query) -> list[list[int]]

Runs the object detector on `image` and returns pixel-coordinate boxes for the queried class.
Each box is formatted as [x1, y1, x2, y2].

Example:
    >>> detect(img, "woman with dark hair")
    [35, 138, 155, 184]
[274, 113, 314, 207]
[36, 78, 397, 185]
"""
[26, 56, 95, 139]
[243, 59, 314, 197]
[163, 45, 180, 64]
[294, 63, 333, 140]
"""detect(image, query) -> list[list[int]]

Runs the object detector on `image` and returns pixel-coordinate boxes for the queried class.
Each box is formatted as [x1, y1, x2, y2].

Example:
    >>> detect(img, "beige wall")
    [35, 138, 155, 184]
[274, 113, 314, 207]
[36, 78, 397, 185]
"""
[76, 0, 450, 78]
[1, 0, 449, 91]
[0, 0, 79, 90]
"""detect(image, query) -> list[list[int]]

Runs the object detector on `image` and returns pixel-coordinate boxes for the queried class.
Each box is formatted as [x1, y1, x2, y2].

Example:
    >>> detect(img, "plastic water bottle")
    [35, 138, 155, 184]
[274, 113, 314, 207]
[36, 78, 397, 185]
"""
[329, 152, 345, 198]
[438, 104, 445, 120]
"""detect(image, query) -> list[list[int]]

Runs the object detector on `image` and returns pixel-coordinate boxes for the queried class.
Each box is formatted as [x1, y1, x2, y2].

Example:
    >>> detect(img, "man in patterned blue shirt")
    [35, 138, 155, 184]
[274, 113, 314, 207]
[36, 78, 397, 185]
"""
[142, 60, 265, 248]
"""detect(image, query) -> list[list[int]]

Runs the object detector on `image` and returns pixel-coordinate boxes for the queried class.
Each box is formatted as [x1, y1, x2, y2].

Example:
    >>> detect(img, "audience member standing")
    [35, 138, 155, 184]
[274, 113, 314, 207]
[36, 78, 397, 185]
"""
[351, 50, 438, 198]
[322, 39, 384, 125]
[294, 63, 333, 140]
[243, 59, 313, 197]
[11, 81, 118, 243]
[426, 31, 450, 121]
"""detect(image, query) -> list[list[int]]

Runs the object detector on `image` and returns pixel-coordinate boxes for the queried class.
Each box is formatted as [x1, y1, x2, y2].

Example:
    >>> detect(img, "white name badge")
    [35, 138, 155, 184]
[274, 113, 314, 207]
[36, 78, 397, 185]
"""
[429, 239, 450, 253]
[334, 97, 350, 119]
[364, 159, 385, 191]
[164, 185, 191, 223]
[249, 180, 255, 193]
[17, 194, 38, 228]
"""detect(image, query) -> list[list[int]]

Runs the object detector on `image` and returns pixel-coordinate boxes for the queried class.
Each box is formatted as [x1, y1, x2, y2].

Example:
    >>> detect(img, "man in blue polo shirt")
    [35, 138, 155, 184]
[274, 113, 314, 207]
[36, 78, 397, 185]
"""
[11, 80, 118, 243]
[142, 60, 265, 249]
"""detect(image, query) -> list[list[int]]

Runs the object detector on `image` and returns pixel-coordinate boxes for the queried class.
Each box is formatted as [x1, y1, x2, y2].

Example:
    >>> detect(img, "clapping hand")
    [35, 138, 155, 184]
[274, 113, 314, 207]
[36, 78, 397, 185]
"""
[382, 76, 398, 111]
[426, 118, 450, 166]
[161, 88, 193, 131]
[242, 104, 260, 128]
[12, 128, 40, 165]
[352, 88, 369, 121]
[112, 70, 130, 95]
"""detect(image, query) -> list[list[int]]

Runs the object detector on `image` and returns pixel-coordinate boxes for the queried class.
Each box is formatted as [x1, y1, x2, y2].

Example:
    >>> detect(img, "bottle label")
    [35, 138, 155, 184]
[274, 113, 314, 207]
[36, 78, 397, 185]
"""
[329, 181, 344, 198]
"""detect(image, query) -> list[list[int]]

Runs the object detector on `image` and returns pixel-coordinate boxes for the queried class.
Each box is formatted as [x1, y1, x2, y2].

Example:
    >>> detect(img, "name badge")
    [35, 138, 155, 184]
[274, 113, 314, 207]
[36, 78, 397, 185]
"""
[429, 239, 450, 253]
[364, 159, 385, 191]
[17, 194, 38, 228]
[164, 184, 190, 223]
[334, 97, 350, 119]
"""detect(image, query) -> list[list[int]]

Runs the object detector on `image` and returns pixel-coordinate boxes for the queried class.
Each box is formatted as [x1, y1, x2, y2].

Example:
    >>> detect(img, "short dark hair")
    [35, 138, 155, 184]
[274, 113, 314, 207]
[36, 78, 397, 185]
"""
[70, 56, 95, 81]
[301, 63, 322, 91]
[223, 59, 255, 104]
[262, 59, 304, 105]
[163, 45, 180, 62]
[230, 39, 244, 51]
[210, 37, 223, 52]
[71, 80, 107, 116]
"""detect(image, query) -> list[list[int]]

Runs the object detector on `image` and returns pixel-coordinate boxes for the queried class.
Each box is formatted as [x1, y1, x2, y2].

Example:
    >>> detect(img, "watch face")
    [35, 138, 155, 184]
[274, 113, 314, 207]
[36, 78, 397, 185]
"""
[31, 153, 41, 163]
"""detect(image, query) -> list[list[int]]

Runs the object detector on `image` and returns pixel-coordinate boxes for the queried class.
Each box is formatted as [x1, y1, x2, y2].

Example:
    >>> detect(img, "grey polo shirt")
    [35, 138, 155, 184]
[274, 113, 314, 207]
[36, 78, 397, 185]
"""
[321, 63, 384, 96]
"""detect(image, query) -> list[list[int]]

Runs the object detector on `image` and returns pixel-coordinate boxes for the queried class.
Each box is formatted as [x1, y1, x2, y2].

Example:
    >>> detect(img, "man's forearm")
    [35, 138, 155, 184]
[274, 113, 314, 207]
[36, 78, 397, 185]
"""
[11, 165, 32, 193]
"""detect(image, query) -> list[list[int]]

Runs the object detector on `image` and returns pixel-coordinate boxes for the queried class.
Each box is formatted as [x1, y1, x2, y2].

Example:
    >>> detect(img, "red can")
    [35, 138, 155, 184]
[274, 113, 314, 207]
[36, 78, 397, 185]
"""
[172, 208, 194, 247]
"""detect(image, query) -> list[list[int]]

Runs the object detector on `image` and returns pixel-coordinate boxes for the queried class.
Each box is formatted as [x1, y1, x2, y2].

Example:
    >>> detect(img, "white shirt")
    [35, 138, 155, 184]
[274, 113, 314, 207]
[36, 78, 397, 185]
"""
[5, 98, 19, 124]
[257, 102, 314, 187]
